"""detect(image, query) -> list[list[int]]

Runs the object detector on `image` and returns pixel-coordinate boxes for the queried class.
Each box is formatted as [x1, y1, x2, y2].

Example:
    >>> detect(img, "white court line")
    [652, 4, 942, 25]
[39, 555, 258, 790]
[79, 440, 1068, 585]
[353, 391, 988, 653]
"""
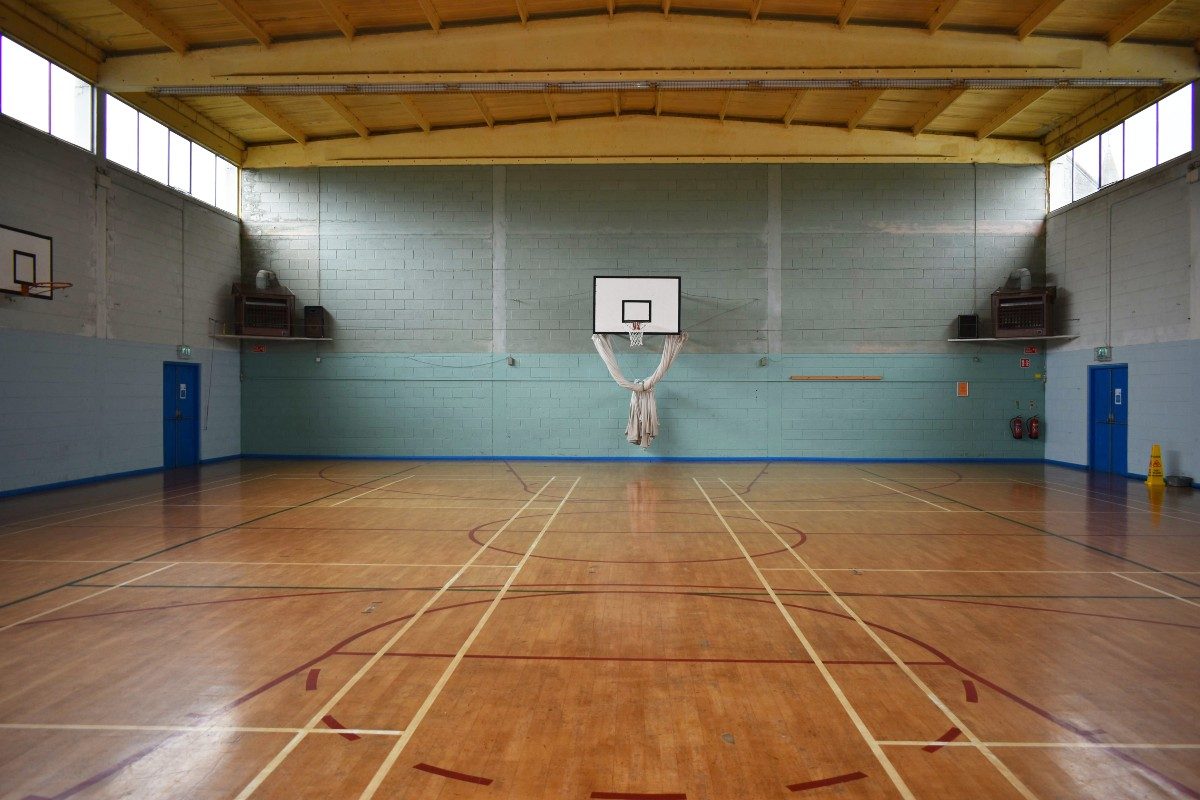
[0, 563, 177, 634]
[1112, 573, 1200, 609]
[761, 568, 1194, 574]
[328, 476, 414, 507]
[0, 474, 279, 540]
[0, 559, 517, 569]
[0, 723, 404, 736]
[717, 477, 1041, 800]
[358, 476, 582, 800]
[231, 476, 561, 800]
[1015, 481, 1200, 524]
[880, 740, 1200, 750]
[692, 478, 917, 800]
[859, 478, 954, 512]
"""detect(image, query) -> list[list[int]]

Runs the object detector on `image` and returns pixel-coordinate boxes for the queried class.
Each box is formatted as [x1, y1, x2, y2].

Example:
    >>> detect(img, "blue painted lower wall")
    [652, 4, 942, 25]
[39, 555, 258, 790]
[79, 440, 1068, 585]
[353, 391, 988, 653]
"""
[242, 350, 1047, 459]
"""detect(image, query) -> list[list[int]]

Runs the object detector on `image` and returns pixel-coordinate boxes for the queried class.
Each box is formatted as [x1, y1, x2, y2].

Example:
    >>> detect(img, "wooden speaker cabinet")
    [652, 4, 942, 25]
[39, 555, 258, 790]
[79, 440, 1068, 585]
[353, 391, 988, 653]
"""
[991, 287, 1056, 338]
[233, 283, 294, 337]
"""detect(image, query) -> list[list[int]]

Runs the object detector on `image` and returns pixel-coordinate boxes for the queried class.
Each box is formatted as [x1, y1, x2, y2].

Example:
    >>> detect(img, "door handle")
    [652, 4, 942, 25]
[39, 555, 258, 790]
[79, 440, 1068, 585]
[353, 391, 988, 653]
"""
[179, 384, 187, 400]
[175, 410, 183, 420]
[1107, 414, 1114, 424]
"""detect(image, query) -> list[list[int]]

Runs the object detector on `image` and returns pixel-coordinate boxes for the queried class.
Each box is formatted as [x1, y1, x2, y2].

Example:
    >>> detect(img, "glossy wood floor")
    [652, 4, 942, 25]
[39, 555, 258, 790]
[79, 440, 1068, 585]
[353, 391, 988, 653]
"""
[1, 460, 1198, 800]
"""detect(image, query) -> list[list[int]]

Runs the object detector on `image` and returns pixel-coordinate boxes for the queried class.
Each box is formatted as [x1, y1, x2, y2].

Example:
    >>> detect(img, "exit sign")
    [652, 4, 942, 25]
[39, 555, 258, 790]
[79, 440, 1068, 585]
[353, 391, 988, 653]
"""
[1020, 358, 1031, 368]
[1095, 346, 1112, 362]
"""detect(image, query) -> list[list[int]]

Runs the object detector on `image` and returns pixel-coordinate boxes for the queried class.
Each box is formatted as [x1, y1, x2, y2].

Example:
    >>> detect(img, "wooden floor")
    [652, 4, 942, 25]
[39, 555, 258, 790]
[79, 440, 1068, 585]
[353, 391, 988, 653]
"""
[1, 460, 1198, 800]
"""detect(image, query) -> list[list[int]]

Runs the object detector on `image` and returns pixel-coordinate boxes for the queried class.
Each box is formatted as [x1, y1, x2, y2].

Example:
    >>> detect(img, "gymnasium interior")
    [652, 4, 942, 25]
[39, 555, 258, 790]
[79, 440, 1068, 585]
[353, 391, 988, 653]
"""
[0, 0, 1198, 797]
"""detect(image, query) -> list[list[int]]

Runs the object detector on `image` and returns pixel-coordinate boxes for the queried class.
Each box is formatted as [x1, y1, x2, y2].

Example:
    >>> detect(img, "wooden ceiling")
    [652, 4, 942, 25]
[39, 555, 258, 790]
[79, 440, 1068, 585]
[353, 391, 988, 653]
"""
[2, 0, 1197, 165]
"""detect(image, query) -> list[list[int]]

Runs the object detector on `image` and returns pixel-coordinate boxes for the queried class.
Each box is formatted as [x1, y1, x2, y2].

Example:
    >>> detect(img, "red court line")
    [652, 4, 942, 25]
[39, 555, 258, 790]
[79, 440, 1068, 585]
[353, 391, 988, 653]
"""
[963, 680, 978, 703]
[414, 762, 494, 786]
[320, 714, 360, 741]
[591, 792, 686, 799]
[305, 668, 320, 691]
[786, 771, 868, 792]
[922, 727, 962, 752]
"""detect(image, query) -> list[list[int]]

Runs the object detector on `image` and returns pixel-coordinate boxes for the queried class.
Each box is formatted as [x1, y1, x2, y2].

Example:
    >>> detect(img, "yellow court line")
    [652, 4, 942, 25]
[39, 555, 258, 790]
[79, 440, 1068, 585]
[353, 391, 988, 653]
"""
[0, 563, 178, 634]
[0, 723, 405, 736]
[1111, 573, 1200, 609]
[230, 476, 561, 800]
[358, 476, 583, 800]
[860, 477, 954, 512]
[692, 478, 917, 800]
[716, 477, 1042, 800]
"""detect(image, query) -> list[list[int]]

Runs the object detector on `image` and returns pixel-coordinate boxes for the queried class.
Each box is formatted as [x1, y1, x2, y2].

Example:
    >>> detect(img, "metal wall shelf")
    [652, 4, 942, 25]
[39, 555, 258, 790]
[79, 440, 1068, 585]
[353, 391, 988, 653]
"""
[212, 334, 332, 342]
[947, 335, 1077, 343]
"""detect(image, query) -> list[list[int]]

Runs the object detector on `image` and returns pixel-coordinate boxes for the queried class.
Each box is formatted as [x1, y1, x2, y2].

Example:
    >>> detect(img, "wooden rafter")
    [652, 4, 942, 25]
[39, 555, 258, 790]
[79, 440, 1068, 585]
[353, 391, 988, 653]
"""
[927, 0, 962, 33]
[515, 0, 529, 25]
[1016, 0, 1069, 40]
[471, 93, 495, 128]
[749, 0, 763, 21]
[314, 0, 355, 40]
[837, 0, 860, 29]
[106, 0, 188, 55]
[781, 91, 806, 126]
[241, 96, 307, 144]
[718, 90, 732, 122]
[605, 0, 614, 16]
[416, 0, 442, 31]
[846, 89, 884, 131]
[1106, 0, 1175, 46]
[662, 0, 671, 16]
[0, 0, 104, 80]
[976, 87, 1049, 138]
[120, 92, 245, 163]
[398, 95, 431, 132]
[543, 92, 558, 123]
[212, 0, 271, 46]
[911, 87, 965, 135]
[320, 95, 369, 138]
[654, 88, 663, 116]
[612, 91, 621, 117]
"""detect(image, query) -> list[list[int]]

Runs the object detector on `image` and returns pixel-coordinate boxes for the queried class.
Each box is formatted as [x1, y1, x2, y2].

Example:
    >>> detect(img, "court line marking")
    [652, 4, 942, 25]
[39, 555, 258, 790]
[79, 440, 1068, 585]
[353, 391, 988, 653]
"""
[859, 478, 954, 512]
[691, 478, 917, 800]
[0, 723, 405, 736]
[329, 477, 415, 507]
[0, 474, 281, 540]
[1112, 573, 1200, 609]
[880, 741, 1200, 749]
[716, 477, 1041, 800]
[761, 568, 1200, 575]
[1014, 481, 1200, 524]
[230, 476, 562, 800]
[358, 476, 583, 800]
[0, 563, 177, 634]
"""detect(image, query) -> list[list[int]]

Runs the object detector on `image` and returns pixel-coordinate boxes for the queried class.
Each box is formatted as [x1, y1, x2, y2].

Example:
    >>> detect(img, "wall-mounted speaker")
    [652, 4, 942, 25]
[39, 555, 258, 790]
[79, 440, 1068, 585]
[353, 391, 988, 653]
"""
[957, 314, 980, 339]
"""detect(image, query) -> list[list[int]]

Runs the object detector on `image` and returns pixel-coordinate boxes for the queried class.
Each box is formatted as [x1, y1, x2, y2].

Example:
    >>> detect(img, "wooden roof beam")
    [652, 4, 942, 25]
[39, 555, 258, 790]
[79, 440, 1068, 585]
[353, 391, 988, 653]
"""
[0, 0, 104, 81]
[718, 90, 733, 122]
[911, 87, 965, 135]
[781, 90, 806, 126]
[1016, 0, 1069, 40]
[606, 0, 614, 16]
[241, 96, 307, 144]
[416, 0, 442, 31]
[515, 0, 529, 25]
[106, 0, 188, 55]
[543, 92, 557, 123]
[120, 92, 246, 163]
[662, 0, 671, 16]
[471, 93, 495, 128]
[1106, 0, 1175, 46]
[847, 89, 884, 131]
[749, 0, 763, 21]
[399, 95, 431, 132]
[320, 95, 369, 138]
[212, 0, 272, 47]
[612, 91, 621, 117]
[976, 87, 1049, 138]
[314, 0, 355, 40]
[927, 0, 962, 33]
[654, 88, 663, 116]
[837, 0, 860, 29]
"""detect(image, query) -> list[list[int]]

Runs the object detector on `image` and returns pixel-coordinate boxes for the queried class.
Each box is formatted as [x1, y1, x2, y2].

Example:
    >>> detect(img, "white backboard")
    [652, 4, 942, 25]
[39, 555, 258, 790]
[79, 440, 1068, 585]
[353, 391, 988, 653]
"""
[593, 276, 681, 335]
[1, 224, 53, 298]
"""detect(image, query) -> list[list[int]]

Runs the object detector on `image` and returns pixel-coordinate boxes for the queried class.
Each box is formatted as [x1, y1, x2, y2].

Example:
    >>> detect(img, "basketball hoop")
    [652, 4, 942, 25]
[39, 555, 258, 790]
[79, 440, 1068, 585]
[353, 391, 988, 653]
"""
[18, 281, 72, 297]
[626, 321, 645, 347]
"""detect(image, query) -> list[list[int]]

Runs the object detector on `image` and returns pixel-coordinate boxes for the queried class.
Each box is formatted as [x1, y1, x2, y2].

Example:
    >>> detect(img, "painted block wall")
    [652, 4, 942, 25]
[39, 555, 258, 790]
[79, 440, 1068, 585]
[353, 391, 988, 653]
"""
[1045, 154, 1200, 475]
[0, 117, 241, 492]
[242, 163, 1048, 460]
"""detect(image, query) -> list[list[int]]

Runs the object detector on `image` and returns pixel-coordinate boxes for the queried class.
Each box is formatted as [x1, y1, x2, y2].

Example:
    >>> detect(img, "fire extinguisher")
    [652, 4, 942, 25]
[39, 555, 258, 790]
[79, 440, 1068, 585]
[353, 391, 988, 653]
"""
[1028, 415, 1040, 440]
[1010, 416, 1024, 439]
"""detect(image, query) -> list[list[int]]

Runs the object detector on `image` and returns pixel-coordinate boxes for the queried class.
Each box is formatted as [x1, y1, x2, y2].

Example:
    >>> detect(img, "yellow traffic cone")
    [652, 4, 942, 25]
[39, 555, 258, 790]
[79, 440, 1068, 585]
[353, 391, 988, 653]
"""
[1146, 443, 1165, 487]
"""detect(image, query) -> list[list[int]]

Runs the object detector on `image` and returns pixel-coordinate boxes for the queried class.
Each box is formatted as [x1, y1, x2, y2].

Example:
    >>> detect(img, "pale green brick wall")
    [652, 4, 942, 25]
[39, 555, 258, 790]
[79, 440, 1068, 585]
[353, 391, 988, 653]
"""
[240, 163, 1048, 459]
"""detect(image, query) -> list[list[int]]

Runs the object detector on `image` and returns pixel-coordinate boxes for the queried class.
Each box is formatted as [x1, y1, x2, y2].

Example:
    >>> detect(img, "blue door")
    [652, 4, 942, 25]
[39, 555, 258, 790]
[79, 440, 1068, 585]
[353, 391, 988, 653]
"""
[163, 363, 200, 468]
[1088, 364, 1128, 475]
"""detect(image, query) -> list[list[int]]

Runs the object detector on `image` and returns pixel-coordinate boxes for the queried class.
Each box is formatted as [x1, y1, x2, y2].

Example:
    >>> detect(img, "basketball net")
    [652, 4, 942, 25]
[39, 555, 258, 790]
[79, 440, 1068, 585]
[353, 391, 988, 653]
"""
[626, 322, 645, 347]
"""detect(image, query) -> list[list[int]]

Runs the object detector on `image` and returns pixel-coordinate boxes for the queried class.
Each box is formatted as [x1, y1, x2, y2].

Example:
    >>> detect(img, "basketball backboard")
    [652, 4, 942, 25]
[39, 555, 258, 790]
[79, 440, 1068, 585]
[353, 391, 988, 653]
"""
[593, 276, 681, 335]
[1, 224, 54, 299]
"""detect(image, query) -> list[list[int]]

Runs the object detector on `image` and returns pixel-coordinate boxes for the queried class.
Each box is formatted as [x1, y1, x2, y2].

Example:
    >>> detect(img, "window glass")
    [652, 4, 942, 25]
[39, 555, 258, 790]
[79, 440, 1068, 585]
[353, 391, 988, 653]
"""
[1124, 104, 1157, 178]
[1071, 136, 1100, 201]
[105, 95, 139, 170]
[1, 38, 49, 132]
[1049, 153, 1072, 211]
[191, 145, 216, 205]
[215, 157, 238, 214]
[1157, 85, 1193, 162]
[137, 113, 168, 184]
[168, 132, 191, 192]
[1099, 125, 1124, 187]
[49, 64, 91, 150]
